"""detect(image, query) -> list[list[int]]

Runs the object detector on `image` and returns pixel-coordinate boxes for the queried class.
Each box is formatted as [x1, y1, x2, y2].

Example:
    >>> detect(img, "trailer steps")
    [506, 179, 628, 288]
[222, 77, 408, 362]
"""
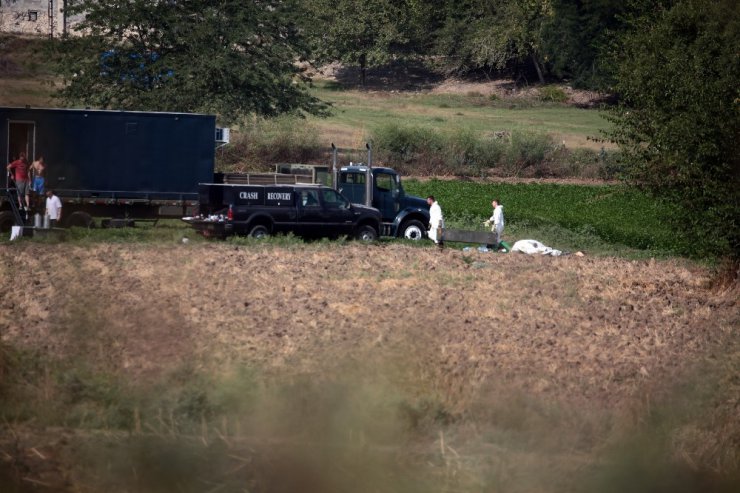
[3, 187, 26, 226]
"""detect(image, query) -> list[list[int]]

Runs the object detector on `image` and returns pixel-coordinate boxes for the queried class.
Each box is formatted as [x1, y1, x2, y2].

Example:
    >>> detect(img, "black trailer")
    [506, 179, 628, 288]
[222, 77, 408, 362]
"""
[1, 107, 219, 231]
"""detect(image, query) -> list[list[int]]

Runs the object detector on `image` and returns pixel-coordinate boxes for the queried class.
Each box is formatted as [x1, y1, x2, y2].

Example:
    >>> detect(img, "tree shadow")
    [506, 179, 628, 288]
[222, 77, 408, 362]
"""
[328, 60, 445, 92]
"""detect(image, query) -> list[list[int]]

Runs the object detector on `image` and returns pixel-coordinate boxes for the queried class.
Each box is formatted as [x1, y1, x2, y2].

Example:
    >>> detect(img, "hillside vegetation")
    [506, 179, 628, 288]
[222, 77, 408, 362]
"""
[0, 34, 58, 108]
[1, 34, 616, 181]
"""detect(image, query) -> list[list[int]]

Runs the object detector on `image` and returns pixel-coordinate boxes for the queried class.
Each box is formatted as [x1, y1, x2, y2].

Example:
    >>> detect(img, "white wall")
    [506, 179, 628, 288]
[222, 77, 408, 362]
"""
[0, 0, 82, 37]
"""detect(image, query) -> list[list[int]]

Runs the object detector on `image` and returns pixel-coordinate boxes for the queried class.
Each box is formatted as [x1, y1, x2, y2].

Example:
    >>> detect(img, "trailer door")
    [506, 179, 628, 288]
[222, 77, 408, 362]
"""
[5, 121, 35, 187]
[7, 121, 35, 162]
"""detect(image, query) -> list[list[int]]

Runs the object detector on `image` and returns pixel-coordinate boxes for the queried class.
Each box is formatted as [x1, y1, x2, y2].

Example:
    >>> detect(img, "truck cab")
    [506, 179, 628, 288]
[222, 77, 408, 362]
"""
[337, 165, 430, 240]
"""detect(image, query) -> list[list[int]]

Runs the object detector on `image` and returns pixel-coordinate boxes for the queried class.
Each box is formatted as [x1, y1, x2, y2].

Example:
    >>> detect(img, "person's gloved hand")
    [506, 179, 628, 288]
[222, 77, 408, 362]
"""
[483, 220, 491, 227]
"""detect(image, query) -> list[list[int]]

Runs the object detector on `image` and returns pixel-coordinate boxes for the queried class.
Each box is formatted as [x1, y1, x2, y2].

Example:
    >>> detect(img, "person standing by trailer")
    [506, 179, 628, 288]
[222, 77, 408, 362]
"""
[45, 189, 62, 227]
[427, 195, 444, 248]
[484, 198, 505, 248]
[31, 156, 46, 196]
[6, 152, 30, 211]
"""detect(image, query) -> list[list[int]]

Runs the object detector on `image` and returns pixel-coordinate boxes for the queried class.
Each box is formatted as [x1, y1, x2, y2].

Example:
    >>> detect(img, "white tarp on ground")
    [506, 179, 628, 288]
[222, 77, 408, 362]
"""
[511, 239, 563, 256]
[10, 226, 23, 241]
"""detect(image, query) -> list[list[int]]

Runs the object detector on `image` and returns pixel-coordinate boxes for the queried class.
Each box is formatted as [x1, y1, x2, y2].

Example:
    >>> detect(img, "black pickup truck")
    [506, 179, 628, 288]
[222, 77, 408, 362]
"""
[183, 183, 382, 241]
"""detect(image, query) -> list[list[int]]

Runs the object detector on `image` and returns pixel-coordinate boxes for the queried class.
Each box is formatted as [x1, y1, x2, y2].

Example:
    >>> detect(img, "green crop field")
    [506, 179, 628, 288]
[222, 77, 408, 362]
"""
[404, 180, 680, 258]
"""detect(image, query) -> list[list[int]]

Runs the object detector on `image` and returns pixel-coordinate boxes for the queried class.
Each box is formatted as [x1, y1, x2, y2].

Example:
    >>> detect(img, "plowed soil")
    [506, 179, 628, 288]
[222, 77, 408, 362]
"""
[0, 242, 738, 492]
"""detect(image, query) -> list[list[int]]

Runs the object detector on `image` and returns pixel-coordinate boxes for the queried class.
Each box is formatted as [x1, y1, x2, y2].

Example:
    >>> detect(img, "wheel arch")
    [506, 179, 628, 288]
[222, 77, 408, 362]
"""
[394, 209, 430, 236]
[355, 216, 381, 235]
[244, 213, 274, 233]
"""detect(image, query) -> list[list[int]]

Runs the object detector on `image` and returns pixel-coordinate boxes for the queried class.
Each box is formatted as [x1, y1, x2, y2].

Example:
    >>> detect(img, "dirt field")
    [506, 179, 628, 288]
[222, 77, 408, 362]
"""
[1, 242, 738, 492]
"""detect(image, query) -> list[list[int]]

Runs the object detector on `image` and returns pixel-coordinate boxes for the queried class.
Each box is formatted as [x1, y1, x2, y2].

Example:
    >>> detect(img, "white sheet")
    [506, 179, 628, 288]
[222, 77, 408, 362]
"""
[511, 239, 563, 256]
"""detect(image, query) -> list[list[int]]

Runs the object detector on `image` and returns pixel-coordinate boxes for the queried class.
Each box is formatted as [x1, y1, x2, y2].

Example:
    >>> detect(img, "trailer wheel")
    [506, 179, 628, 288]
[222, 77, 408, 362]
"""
[249, 224, 270, 239]
[66, 211, 95, 229]
[0, 210, 16, 233]
[354, 224, 378, 242]
[400, 219, 425, 241]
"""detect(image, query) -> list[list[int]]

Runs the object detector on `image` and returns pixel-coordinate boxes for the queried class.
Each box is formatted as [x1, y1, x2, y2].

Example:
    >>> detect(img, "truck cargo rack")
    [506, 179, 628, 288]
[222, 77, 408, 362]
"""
[223, 173, 314, 185]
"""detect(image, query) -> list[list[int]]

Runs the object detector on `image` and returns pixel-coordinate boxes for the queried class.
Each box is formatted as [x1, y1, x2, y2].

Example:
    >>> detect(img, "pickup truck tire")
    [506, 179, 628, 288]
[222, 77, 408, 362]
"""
[354, 225, 378, 242]
[400, 219, 426, 241]
[249, 224, 270, 239]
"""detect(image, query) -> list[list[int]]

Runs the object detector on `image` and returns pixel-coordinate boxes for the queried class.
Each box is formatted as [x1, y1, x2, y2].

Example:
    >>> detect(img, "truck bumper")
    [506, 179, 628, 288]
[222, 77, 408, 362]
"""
[181, 218, 230, 238]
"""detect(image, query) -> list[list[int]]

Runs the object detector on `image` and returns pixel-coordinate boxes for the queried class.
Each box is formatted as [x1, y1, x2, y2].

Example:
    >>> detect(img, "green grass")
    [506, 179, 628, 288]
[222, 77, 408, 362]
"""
[0, 219, 202, 246]
[308, 81, 610, 149]
[404, 180, 681, 257]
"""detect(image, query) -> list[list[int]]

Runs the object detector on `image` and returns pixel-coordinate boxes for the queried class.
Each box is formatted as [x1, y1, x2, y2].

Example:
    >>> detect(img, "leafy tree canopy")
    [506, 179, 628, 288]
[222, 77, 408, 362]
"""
[608, 0, 740, 259]
[541, 0, 628, 89]
[303, 0, 433, 85]
[433, 0, 553, 83]
[51, 0, 328, 123]
[431, 0, 633, 87]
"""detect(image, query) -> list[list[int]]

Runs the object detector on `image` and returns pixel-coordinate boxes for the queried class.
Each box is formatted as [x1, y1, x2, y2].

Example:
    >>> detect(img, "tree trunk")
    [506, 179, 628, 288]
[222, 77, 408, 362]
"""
[360, 53, 367, 87]
[531, 53, 545, 85]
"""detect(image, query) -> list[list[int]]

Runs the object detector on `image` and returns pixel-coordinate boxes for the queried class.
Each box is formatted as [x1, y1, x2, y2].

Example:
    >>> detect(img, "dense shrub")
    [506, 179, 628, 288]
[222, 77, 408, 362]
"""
[538, 86, 569, 103]
[370, 123, 448, 175]
[443, 128, 508, 176]
[502, 131, 554, 176]
[217, 118, 621, 180]
[370, 123, 628, 179]
[217, 116, 324, 172]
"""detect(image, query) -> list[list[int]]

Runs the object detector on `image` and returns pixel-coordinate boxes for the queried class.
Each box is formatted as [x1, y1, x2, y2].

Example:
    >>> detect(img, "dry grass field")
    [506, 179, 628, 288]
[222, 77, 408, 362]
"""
[1, 242, 737, 492]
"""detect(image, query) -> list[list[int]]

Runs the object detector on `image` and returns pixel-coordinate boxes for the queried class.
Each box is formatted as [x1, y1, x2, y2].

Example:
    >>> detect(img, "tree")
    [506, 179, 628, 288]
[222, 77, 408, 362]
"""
[432, 0, 554, 83]
[303, 0, 432, 86]
[608, 0, 740, 260]
[49, 0, 327, 123]
[540, 0, 628, 89]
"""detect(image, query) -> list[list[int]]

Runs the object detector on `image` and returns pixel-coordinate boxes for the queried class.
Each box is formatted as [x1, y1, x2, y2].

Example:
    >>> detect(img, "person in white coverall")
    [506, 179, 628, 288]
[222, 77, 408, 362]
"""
[426, 195, 444, 248]
[484, 199, 504, 247]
